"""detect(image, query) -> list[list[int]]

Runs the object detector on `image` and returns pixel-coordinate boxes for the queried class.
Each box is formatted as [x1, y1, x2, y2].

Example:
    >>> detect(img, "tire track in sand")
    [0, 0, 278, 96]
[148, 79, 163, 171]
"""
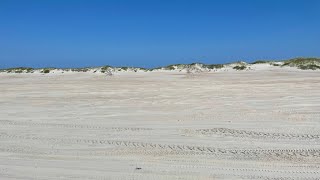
[185, 128, 320, 141]
[1, 133, 320, 160]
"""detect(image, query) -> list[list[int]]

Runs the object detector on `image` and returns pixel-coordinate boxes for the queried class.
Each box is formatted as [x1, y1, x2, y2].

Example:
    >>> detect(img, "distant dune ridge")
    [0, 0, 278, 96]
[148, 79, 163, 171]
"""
[1, 57, 320, 74]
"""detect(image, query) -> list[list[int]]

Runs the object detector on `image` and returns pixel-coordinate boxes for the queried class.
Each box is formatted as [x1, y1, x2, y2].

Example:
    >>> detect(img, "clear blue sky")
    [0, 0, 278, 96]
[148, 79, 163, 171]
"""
[1, 0, 319, 68]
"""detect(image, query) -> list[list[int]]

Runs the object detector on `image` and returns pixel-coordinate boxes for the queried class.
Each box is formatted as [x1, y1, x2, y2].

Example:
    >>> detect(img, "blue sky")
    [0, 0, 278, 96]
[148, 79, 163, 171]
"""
[0, 0, 319, 68]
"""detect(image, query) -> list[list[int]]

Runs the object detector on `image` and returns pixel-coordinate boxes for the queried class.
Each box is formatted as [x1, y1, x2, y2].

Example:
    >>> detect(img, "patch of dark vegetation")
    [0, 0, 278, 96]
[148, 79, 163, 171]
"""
[101, 65, 112, 69]
[282, 62, 290, 66]
[116, 67, 147, 71]
[163, 64, 187, 70]
[150, 67, 162, 71]
[204, 64, 224, 69]
[189, 62, 203, 66]
[282, 58, 320, 68]
[14, 70, 23, 73]
[251, 60, 269, 64]
[4, 67, 34, 73]
[233, 65, 247, 70]
[119, 67, 129, 71]
[298, 64, 320, 70]
[101, 65, 113, 73]
[41, 69, 50, 73]
[165, 65, 175, 70]
[70, 68, 89, 72]
[226, 61, 246, 65]
[138, 67, 147, 71]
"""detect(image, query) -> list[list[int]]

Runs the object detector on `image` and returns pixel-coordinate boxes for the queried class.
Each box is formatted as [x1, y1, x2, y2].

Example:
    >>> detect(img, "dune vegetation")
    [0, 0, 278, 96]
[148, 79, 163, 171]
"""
[282, 58, 320, 70]
[1, 57, 320, 74]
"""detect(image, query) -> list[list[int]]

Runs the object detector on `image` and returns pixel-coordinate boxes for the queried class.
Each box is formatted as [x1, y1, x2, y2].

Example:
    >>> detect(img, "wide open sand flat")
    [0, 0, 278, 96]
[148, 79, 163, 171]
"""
[0, 70, 320, 179]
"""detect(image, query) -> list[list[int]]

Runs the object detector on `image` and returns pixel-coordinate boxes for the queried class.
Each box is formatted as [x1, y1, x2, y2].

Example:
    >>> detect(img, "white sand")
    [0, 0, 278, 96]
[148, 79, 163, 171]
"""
[0, 67, 320, 179]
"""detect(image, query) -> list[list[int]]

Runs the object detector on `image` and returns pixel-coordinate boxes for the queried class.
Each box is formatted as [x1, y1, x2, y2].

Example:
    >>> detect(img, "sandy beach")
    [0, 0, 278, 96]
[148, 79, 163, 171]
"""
[1, 68, 320, 179]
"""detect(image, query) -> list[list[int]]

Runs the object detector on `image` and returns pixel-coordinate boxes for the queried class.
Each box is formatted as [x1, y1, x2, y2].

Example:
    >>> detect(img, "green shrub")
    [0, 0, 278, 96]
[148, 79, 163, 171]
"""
[42, 69, 50, 73]
[15, 70, 23, 73]
[251, 60, 268, 64]
[282, 58, 320, 67]
[165, 65, 175, 70]
[233, 65, 246, 70]
[139, 67, 147, 71]
[205, 64, 224, 69]
[26, 68, 34, 73]
[281, 62, 290, 67]
[189, 62, 203, 66]
[4, 67, 34, 73]
[101, 65, 112, 71]
[298, 64, 320, 70]
[150, 67, 161, 71]
[120, 67, 129, 71]
[71, 68, 89, 72]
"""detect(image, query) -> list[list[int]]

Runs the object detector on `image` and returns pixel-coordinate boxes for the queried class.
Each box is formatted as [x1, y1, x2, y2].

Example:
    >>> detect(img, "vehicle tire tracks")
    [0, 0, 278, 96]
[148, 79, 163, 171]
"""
[186, 128, 320, 141]
[1, 133, 320, 160]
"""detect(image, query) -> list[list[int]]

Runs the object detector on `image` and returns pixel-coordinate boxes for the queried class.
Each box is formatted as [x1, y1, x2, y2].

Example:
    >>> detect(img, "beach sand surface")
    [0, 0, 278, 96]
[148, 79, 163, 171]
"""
[1, 69, 320, 179]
